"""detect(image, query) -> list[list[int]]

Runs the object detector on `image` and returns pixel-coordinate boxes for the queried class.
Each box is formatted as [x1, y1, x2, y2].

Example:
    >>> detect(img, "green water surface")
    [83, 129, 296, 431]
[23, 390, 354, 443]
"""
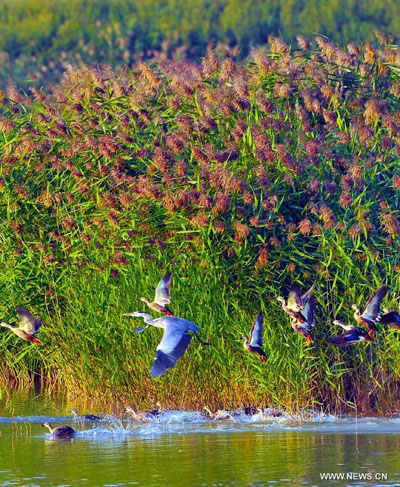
[1, 391, 400, 486]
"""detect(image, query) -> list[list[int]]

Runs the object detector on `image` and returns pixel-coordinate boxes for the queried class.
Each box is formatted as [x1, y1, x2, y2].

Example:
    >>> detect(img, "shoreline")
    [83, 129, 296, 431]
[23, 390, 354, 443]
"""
[2, 379, 400, 417]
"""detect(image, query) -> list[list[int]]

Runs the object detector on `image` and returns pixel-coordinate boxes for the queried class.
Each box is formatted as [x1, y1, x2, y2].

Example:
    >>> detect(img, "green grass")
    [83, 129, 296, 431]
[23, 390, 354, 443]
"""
[1, 35, 400, 412]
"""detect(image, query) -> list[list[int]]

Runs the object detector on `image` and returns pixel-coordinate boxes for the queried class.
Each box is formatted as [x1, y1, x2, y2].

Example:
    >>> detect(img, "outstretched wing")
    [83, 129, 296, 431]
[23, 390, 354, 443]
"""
[326, 331, 367, 346]
[17, 307, 41, 334]
[287, 284, 302, 311]
[150, 325, 192, 377]
[301, 283, 315, 307]
[302, 297, 316, 327]
[154, 272, 172, 306]
[250, 313, 263, 347]
[378, 311, 400, 329]
[362, 286, 387, 321]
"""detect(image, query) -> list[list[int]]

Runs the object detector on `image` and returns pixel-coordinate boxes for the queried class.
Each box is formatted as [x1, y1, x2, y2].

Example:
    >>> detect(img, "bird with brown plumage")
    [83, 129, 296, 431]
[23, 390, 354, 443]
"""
[41, 422, 75, 438]
[138, 272, 174, 316]
[0, 307, 42, 344]
[241, 313, 267, 361]
[69, 408, 102, 421]
[351, 285, 387, 337]
[277, 283, 315, 324]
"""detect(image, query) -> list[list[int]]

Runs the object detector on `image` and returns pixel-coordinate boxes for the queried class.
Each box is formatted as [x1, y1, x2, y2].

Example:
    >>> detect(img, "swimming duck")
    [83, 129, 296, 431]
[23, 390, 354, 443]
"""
[241, 313, 267, 361]
[277, 283, 314, 324]
[124, 313, 209, 377]
[202, 406, 234, 421]
[138, 272, 173, 316]
[41, 422, 75, 438]
[243, 406, 257, 416]
[68, 408, 101, 421]
[378, 307, 400, 330]
[326, 320, 372, 346]
[0, 307, 42, 344]
[255, 407, 270, 421]
[123, 406, 154, 423]
[290, 296, 316, 345]
[255, 407, 282, 420]
[261, 407, 282, 417]
[149, 402, 163, 416]
[351, 285, 387, 337]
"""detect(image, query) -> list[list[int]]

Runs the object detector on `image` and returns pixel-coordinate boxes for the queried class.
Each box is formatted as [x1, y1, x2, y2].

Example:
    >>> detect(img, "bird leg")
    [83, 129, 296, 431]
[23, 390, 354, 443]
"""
[193, 332, 210, 346]
[134, 325, 150, 333]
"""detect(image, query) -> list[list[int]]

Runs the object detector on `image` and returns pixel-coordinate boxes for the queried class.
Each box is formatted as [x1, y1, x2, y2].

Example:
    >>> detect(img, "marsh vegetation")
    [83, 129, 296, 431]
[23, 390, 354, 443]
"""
[1, 34, 400, 412]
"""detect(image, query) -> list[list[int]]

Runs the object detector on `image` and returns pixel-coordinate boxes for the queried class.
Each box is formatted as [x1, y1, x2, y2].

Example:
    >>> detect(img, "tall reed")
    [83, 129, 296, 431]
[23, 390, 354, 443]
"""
[1, 35, 400, 412]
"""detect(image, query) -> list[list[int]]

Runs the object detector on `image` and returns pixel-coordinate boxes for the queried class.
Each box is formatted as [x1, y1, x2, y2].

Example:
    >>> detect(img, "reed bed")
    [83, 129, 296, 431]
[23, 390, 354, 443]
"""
[1, 0, 400, 86]
[1, 35, 400, 413]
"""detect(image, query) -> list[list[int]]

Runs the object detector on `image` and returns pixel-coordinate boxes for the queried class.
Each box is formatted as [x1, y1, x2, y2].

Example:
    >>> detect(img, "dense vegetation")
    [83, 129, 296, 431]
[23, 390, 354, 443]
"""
[1, 0, 400, 86]
[1, 34, 400, 413]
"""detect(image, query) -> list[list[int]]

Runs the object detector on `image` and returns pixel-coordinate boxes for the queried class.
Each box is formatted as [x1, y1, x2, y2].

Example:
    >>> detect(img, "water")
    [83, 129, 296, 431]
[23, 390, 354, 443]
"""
[1, 392, 400, 486]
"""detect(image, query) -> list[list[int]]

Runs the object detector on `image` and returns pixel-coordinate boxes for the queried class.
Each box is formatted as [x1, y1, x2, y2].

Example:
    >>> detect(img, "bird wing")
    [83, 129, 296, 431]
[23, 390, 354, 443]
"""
[287, 284, 302, 311]
[302, 296, 316, 327]
[17, 307, 41, 334]
[362, 286, 388, 321]
[154, 272, 172, 305]
[250, 313, 263, 347]
[56, 426, 75, 435]
[150, 325, 192, 377]
[378, 311, 400, 327]
[301, 283, 315, 307]
[326, 331, 365, 346]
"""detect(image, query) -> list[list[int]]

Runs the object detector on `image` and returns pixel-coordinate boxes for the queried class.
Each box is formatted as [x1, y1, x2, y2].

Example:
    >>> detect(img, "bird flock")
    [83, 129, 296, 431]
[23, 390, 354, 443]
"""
[3, 274, 400, 439]
[1, 274, 400, 379]
[277, 283, 398, 347]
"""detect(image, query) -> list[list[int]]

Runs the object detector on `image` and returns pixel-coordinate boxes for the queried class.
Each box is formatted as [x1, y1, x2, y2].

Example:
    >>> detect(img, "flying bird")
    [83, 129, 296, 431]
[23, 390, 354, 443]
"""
[0, 307, 42, 344]
[290, 296, 316, 345]
[139, 272, 173, 316]
[326, 320, 372, 346]
[277, 283, 315, 324]
[125, 312, 209, 377]
[241, 313, 267, 361]
[41, 422, 76, 438]
[351, 286, 387, 337]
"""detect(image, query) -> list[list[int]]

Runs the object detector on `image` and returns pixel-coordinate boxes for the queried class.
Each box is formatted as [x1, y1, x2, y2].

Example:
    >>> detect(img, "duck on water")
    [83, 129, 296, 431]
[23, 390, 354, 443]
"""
[41, 422, 76, 438]
[69, 408, 102, 421]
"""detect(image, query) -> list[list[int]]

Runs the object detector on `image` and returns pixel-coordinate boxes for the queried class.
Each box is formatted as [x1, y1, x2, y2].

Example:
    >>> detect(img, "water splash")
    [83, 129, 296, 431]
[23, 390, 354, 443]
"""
[5, 409, 400, 438]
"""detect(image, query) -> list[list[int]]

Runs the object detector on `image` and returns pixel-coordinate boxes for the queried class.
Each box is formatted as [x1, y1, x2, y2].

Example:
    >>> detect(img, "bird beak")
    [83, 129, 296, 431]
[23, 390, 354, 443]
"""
[123, 313, 135, 316]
